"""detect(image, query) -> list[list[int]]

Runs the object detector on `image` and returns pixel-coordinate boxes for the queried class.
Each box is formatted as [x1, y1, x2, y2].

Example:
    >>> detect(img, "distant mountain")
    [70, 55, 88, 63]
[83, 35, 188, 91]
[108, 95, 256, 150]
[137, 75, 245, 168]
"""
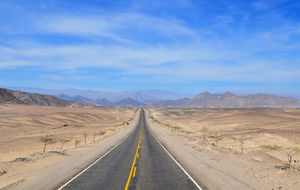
[144, 98, 190, 107]
[124, 92, 158, 102]
[146, 92, 300, 108]
[57, 94, 95, 104]
[57, 94, 113, 106]
[3, 87, 190, 101]
[0, 88, 73, 106]
[123, 89, 191, 100]
[113, 98, 145, 107]
[56, 93, 148, 107]
[2, 87, 300, 108]
[95, 99, 112, 106]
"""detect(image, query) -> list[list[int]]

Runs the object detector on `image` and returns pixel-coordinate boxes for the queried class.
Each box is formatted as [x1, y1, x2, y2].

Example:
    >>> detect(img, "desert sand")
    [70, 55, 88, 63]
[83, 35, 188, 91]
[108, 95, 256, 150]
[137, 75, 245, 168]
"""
[0, 104, 137, 189]
[147, 108, 300, 190]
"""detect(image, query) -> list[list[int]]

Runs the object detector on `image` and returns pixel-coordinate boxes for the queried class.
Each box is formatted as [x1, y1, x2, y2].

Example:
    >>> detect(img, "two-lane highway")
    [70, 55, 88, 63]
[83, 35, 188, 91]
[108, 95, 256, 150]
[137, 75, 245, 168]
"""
[59, 109, 201, 190]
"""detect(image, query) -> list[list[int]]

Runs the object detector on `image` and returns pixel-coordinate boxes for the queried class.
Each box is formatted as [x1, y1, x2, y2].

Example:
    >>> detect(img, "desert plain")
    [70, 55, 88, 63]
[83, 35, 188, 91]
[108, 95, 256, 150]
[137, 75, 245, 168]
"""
[1, 104, 300, 190]
[148, 108, 300, 190]
[0, 104, 136, 189]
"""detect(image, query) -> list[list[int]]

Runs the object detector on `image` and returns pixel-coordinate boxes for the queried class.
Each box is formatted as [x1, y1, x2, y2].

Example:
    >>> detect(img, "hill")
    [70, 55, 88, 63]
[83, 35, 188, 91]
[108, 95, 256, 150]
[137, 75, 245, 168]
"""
[0, 88, 73, 106]
[0, 88, 25, 104]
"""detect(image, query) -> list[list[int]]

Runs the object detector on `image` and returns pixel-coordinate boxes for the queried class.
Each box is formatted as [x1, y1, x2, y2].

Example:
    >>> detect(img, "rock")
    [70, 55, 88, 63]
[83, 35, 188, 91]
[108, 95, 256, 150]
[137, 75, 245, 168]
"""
[11, 157, 31, 163]
[0, 169, 7, 176]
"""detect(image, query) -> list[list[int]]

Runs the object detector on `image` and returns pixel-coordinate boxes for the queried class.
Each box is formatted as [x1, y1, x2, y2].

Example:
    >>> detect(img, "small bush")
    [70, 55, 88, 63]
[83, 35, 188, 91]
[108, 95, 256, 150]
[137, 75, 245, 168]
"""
[208, 132, 225, 148]
[200, 127, 209, 141]
[40, 136, 56, 153]
[260, 145, 281, 151]
[59, 139, 71, 152]
[75, 139, 80, 148]
[98, 131, 106, 136]
[83, 133, 88, 144]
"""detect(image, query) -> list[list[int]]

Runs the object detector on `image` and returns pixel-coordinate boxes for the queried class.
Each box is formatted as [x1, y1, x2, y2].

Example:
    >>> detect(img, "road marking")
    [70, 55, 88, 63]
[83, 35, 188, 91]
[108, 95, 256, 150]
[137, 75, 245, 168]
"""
[154, 136, 203, 190]
[125, 128, 142, 190]
[133, 167, 137, 178]
[57, 131, 132, 190]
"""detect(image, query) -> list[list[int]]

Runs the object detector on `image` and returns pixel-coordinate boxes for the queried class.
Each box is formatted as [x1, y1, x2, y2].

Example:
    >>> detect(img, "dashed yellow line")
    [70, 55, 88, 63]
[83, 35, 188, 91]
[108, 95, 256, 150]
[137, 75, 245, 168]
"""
[125, 128, 142, 190]
[133, 167, 137, 178]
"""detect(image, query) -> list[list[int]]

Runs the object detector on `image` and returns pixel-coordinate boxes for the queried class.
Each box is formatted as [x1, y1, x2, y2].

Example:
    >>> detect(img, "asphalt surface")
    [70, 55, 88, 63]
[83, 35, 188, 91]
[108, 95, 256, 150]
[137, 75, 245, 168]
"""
[60, 109, 199, 190]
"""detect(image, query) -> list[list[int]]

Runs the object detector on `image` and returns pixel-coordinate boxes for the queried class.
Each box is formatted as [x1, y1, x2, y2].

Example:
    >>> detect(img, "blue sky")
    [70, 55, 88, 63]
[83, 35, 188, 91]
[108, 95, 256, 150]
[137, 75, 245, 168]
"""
[0, 0, 300, 97]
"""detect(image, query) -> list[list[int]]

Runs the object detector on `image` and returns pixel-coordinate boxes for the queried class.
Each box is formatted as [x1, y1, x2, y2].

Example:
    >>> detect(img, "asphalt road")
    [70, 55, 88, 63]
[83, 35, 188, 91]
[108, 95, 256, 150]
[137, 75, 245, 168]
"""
[59, 109, 200, 190]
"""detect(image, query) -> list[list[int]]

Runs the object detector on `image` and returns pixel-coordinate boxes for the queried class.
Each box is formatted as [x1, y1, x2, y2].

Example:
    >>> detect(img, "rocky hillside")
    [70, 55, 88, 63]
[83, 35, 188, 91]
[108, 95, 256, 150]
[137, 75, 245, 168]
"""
[146, 92, 300, 108]
[0, 88, 25, 104]
[0, 88, 73, 106]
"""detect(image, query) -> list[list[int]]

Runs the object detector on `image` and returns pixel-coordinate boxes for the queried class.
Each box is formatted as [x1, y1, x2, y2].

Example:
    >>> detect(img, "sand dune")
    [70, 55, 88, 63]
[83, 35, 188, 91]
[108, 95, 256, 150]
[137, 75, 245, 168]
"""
[0, 105, 136, 162]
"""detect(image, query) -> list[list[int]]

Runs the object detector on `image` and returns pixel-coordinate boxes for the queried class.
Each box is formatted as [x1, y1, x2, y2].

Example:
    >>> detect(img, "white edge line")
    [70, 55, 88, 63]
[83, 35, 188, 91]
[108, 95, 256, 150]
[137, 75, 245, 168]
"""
[57, 132, 131, 190]
[154, 136, 203, 190]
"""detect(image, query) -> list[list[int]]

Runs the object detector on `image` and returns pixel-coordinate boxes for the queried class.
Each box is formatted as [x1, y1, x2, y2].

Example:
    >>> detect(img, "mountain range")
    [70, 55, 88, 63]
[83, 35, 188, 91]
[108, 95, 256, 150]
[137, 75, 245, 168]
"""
[2, 87, 190, 102]
[0, 88, 73, 107]
[145, 92, 300, 108]
[56, 94, 145, 107]
[0, 88, 145, 107]
[1, 88, 300, 108]
[56, 91, 300, 108]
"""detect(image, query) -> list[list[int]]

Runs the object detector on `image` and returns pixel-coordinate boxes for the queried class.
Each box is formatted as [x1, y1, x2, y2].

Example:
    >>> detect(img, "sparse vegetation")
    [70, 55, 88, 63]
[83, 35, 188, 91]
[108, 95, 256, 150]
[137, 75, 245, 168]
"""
[232, 136, 252, 153]
[109, 128, 116, 132]
[40, 136, 56, 153]
[171, 126, 181, 133]
[93, 131, 96, 141]
[209, 132, 225, 148]
[182, 129, 192, 136]
[260, 145, 281, 151]
[261, 145, 300, 171]
[283, 147, 300, 170]
[59, 139, 71, 152]
[75, 139, 80, 148]
[146, 108, 300, 189]
[98, 131, 106, 136]
[200, 127, 209, 141]
[83, 133, 88, 144]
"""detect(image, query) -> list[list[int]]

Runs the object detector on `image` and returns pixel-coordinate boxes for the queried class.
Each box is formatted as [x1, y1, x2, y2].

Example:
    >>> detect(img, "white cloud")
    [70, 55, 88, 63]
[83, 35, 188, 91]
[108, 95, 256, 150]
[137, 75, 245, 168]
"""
[1, 11, 299, 84]
[40, 16, 124, 41]
[38, 13, 198, 42]
[1, 41, 299, 83]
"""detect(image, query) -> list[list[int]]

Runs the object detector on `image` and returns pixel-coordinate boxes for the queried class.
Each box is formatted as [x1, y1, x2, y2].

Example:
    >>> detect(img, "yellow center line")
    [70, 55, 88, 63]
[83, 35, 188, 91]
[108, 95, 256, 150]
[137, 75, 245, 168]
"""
[125, 128, 142, 190]
[133, 167, 137, 178]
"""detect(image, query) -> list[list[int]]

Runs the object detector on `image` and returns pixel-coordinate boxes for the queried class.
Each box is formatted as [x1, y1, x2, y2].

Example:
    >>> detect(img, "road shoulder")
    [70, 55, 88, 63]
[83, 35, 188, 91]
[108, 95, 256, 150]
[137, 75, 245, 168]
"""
[145, 109, 264, 190]
[12, 110, 140, 190]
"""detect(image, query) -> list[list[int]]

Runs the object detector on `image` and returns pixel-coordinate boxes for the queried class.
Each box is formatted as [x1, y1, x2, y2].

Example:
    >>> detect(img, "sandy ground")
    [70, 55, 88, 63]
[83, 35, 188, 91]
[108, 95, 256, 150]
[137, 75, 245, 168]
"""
[0, 104, 138, 189]
[147, 108, 300, 190]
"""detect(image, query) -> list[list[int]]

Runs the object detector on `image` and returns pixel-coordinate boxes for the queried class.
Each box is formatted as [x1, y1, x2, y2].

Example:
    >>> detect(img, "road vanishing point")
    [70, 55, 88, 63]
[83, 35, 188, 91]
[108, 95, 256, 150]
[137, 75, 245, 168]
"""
[58, 109, 201, 190]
